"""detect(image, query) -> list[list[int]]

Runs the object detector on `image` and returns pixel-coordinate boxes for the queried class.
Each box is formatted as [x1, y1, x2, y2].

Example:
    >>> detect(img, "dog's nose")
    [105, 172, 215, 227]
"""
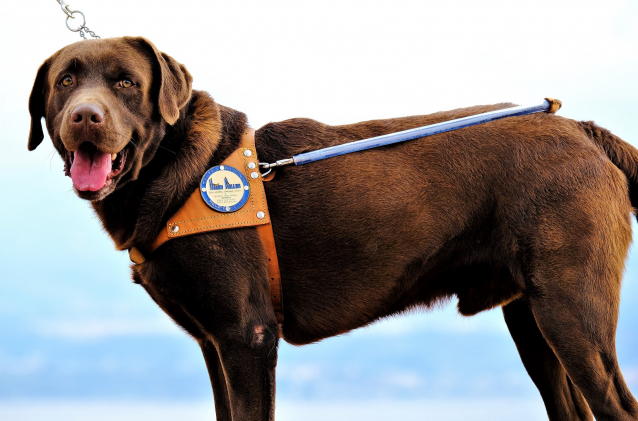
[71, 103, 104, 128]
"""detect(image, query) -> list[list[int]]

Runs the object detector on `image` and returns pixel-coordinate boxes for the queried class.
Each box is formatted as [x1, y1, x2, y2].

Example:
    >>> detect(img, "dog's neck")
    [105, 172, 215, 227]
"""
[92, 90, 249, 251]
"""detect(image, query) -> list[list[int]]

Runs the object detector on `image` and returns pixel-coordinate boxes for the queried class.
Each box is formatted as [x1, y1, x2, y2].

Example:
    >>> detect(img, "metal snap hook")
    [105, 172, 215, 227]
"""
[57, 0, 74, 18]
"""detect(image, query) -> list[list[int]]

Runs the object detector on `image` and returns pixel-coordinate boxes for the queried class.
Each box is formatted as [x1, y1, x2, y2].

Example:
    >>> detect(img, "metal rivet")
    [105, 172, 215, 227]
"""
[171, 225, 180, 233]
[220, 165, 225, 170]
[244, 150, 252, 157]
[251, 172, 259, 179]
[257, 211, 265, 219]
[225, 206, 231, 211]
[244, 185, 249, 190]
[248, 162, 256, 169]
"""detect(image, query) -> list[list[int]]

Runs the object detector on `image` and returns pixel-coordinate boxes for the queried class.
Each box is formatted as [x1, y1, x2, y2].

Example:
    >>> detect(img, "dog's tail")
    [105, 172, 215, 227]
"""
[580, 121, 638, 213]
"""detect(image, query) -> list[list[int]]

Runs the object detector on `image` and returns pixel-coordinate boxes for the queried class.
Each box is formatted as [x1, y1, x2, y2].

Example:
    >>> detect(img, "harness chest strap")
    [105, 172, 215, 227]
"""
[128, 129, 284, 324]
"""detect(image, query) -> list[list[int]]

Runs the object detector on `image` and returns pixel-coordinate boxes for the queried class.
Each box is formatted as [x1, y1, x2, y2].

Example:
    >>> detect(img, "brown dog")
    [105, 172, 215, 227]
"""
[29, 37, 638, 421]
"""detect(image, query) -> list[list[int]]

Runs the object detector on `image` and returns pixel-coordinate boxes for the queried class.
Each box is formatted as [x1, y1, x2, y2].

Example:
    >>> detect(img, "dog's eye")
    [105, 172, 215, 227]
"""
[120, 79, 134, 88]
[60, 76, 73, 87]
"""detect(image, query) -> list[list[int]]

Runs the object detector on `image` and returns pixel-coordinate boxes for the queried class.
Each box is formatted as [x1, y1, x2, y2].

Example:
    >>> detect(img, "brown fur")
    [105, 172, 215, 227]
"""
[29, 37, 638, 421]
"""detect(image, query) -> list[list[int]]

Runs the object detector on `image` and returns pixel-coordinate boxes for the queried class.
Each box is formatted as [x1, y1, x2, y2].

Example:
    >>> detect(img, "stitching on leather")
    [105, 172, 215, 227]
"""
[169, 147, 262, 226]
[242, 147, 268, 215]
[170, 208, 253, 225]
[241, 147, 259, 214]
[170, 219, 270, 235]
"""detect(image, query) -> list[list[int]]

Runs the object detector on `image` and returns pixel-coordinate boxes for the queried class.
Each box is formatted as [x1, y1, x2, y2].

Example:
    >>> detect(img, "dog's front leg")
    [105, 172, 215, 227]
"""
[200, 339, 232, 421]
[209, 323, 280, 421]
[138, 270, 279, 419]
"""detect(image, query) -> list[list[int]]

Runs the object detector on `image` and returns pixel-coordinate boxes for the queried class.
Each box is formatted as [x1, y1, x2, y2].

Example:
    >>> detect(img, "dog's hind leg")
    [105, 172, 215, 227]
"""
[528, 283, 638, 420]
[200, 340, 232, 421]
[503, 298, 593, 420]
[522, 210, 638, 420]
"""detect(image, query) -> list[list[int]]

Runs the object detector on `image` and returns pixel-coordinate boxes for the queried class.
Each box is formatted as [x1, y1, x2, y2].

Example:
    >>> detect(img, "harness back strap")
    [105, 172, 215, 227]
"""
[129, 129, 284, 324]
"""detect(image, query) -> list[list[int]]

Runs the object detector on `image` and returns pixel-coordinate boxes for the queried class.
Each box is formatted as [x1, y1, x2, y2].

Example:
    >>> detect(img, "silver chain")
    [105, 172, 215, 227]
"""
[56, 0, 100, 40]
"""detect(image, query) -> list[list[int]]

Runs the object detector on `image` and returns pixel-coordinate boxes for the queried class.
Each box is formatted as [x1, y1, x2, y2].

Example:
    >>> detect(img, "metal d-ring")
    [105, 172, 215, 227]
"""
[65, 10, 86, 32]
[260, 166, 273, 178]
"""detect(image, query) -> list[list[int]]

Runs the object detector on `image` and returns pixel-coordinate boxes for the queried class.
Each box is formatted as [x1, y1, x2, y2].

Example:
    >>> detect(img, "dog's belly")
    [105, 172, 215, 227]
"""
[274, 206, 525, 345]
[278, 265, 524, 345]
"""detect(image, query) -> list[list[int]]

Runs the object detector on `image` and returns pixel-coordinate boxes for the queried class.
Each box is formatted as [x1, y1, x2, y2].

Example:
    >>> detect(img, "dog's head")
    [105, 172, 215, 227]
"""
[28, 37, 192, 201]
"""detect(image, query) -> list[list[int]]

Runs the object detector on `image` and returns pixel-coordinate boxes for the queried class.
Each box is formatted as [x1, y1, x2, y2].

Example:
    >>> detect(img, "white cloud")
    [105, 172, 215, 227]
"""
[0, 352, 45, 375]
[0, 399, 548, 421]
[624, 366, 638, 385]
[384, 371, 423, 389]
[33, 317, 183, 339]
[278, 364, 323, 384]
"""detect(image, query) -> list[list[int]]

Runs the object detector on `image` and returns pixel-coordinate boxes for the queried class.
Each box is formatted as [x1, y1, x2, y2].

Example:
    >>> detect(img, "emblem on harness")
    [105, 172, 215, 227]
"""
[200, 165, 250, 212]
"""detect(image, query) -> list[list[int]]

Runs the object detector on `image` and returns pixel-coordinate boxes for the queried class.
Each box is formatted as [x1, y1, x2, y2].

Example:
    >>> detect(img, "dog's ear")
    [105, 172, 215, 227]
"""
[129, 37, 193, 125]
[28, 59, 51, 151]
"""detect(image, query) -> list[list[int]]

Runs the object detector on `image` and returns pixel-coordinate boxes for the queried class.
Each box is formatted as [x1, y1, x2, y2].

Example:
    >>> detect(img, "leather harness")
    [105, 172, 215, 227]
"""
[128, 129, 284, 324]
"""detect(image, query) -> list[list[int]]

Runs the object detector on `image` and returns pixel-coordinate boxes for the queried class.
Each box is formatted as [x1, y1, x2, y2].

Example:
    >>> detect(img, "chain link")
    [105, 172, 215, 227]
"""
[56, 0, 100, 40]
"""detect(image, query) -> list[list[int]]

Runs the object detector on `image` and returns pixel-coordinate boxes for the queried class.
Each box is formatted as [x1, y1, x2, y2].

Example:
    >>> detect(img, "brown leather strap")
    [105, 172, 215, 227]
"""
[129, 129, 284, 324]
[256, 222, 284, 324]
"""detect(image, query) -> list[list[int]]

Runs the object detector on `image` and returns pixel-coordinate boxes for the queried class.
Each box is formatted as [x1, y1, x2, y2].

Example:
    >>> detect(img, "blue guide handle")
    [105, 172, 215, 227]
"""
[260, 98, 561, 171]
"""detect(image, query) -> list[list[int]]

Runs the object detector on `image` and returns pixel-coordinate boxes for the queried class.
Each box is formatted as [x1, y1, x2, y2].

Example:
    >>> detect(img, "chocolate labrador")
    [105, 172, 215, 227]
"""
[28, 37, 638, 420]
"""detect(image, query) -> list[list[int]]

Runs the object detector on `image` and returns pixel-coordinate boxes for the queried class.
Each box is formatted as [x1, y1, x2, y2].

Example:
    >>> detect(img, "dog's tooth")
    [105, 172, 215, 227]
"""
[111, 153, 117, 161]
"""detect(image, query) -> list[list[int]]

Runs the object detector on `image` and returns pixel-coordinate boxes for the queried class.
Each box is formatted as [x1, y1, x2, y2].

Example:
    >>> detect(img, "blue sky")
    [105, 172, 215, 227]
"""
[1, 0, 637, 419]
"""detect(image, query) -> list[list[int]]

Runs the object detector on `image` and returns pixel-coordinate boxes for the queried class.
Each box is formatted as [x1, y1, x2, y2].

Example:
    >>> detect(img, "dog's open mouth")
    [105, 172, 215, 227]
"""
[64, 142, 128, 192]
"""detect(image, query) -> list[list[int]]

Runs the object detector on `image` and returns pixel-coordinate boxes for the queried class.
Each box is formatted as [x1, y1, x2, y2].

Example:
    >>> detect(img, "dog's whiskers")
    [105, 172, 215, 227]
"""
[107, 196, 116, 212]
[265, 326, 277, 357]
[158, 144, 177, 155]
[126, 136, 177, 155]
[46, 149, 57, 172]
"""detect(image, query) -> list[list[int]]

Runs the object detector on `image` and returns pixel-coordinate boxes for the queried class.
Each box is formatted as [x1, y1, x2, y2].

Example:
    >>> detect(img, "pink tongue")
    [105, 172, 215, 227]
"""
[70, 147, 112, 191]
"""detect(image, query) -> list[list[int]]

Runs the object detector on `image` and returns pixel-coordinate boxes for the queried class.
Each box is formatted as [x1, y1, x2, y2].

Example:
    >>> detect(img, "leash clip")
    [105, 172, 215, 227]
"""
[57, 0, 74, 18]
[259, 158, 294, 177]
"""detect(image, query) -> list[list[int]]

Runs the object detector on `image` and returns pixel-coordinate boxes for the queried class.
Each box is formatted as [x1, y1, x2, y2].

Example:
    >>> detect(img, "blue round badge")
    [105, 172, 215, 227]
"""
[200, 165, 250, 212]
